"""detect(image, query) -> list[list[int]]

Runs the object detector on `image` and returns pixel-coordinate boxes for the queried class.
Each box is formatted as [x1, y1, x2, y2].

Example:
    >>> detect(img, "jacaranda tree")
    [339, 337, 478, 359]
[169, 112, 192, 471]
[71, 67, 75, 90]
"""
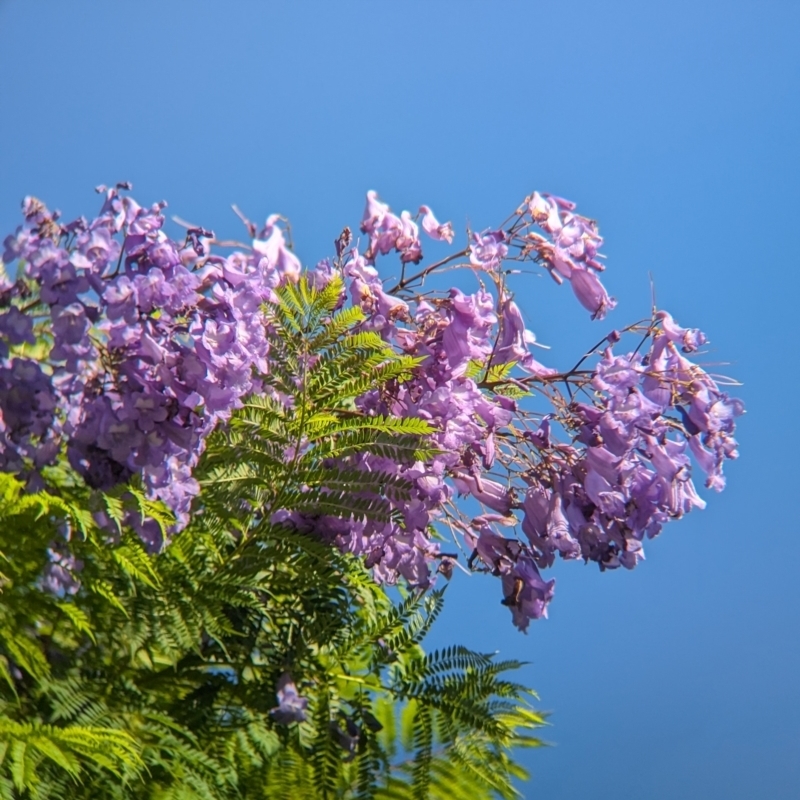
[0, 184, 742, 798]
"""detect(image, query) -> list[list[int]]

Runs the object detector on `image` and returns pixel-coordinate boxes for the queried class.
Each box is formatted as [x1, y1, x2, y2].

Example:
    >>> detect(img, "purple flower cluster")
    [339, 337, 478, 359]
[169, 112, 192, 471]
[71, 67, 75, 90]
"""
[331, 191, 741, 630]
[0, 358, 59, 476]
[469, 230, 509, 272]
[337, 252, 562, 617]
[1, 186, 742, 630]
[526, 191, 615, 319]
[519, 321, 743, 579]
[360, 191, 439, 265]
[1, 185, 299, 546]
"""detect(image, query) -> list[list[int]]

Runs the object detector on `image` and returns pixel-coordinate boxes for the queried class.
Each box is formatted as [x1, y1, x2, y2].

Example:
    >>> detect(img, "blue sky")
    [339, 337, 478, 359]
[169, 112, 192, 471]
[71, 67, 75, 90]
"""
[1, 1, 798, 797]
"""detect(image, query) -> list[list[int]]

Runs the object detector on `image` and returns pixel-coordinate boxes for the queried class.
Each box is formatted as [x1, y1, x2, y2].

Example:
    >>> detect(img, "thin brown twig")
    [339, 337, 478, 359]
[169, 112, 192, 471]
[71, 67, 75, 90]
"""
[388, 248, 470, 294]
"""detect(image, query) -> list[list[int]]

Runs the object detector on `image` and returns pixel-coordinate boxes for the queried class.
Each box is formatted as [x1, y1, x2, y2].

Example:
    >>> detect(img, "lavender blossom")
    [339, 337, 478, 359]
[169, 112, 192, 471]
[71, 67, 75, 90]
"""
[418, 205, 454, 243]
[569, 268, 616, 320]
[269, 673, 309, 724]
[469, 229, 508, 271]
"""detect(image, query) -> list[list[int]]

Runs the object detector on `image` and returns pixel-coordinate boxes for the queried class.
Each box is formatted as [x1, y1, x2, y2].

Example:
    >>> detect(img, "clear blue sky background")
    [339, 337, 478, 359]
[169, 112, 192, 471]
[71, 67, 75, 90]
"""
[1, 2, 798, 797]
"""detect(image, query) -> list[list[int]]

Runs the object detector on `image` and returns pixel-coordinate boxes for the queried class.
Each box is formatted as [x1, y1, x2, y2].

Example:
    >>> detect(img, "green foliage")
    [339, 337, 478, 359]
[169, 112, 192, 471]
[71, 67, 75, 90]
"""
[199, 275, 434, 534]
[0, 276, 545, 798]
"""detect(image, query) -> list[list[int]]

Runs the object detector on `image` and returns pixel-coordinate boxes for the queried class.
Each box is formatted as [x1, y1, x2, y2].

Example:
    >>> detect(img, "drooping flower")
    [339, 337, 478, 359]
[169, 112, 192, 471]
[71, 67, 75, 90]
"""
[397, 211, 422, 264]
[500, 557, 556, 631]
[254, 215, 301, 283]
[493, 295, 556, 377]
[569, 267, 616, 320]
[418, 205, 454, 243]
[269, 673, 308, 724]
[361, 190, 390, 236]
[655, 310, 707, 353]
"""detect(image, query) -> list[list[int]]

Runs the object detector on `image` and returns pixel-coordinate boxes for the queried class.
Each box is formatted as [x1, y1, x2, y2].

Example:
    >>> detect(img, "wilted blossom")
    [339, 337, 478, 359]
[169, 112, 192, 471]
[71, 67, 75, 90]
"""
[464, 522, 555, 631]
[269, 673, 308, 724]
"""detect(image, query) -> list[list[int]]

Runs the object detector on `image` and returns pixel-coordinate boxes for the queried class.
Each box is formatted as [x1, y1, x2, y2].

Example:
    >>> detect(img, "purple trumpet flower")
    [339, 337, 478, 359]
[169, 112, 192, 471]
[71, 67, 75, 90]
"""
[269, 673, 308, 724]
[419, 205, 454, 243]
[569, 268, 616, 320]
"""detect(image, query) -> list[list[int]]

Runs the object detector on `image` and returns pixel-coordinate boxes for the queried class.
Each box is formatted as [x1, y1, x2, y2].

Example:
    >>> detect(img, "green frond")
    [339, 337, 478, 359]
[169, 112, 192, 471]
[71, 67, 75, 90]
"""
[307, 306, 367, 352]
[304, 414, 433, 441]
[0, 719, 143, 791]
